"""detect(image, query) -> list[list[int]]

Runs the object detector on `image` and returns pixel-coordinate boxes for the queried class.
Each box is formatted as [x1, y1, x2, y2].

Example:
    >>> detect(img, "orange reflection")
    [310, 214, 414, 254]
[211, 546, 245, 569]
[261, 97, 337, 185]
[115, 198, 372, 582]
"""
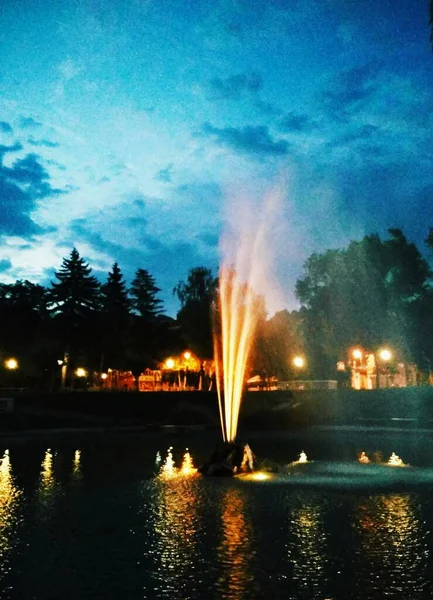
[37, 449, 60, 511]
[357, 494, 427, 597]
[287, 502, 328, 596]
[72, 449, 82, 481]
[152, 473, 200, 596]
[0, 450, 22, 563]
[217, 488, 256, 599]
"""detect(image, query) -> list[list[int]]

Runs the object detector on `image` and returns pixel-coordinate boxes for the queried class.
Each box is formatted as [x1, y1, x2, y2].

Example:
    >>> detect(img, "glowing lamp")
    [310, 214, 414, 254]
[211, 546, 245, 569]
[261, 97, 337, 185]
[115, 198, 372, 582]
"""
[183, 351, 191, 360]
[5, 358, 18, 370]
[352, 349, 362, 360]
[293, 356, 304, 368]
[101, 373, 108, 380]
[75, 368, 87, 378]
[165, 358, 175, 369]
[379, 349, 392, 362]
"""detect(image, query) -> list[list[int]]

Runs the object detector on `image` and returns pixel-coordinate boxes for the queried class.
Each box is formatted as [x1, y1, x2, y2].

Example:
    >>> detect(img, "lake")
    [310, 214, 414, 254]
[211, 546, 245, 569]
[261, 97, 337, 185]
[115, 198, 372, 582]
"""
[1, 427, 433, 599]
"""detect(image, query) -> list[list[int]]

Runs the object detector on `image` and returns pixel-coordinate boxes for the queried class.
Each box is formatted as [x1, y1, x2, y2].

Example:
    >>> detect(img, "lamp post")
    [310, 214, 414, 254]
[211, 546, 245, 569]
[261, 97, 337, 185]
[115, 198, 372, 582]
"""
[292, 356, 306, 390]
[378, 348, 392, 388]
[4, 357, 19, 389]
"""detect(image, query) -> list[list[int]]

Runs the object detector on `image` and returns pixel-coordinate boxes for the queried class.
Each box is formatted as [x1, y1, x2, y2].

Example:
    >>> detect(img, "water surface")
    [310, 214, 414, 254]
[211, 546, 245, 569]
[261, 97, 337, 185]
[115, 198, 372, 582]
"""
[1, 429, 433, 599]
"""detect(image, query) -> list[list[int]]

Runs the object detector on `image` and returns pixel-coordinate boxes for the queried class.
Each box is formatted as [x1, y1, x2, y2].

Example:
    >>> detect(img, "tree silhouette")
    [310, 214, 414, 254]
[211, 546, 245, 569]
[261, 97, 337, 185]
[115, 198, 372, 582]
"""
[99, 262, 131, 370]
[130, 268, 164, 319]
[129, 268, 165, 370]
[49, 248, 101, 373]
[174, 266, 218, 358]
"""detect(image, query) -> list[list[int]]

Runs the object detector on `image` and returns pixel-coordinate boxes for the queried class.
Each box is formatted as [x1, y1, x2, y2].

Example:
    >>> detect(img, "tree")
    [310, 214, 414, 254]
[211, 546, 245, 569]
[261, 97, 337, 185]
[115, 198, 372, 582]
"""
[295, 230, 431, 377]
[0, 280, 50, 386]
[99, 262, 131, 370]
[174, 266, 218, 358]
[130, 268, 164, 320]
[49, 248, 101, 372]
[129, 268, 165, 370]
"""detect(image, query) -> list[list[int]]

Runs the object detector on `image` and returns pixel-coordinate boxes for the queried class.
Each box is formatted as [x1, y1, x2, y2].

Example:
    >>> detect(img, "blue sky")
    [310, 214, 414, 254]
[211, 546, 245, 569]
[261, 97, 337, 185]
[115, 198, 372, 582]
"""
[1, 0, 432, 316]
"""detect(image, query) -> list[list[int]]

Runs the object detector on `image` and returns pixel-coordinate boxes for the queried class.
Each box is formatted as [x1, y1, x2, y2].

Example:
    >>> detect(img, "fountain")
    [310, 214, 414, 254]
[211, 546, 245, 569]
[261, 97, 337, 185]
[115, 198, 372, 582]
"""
[200, 194, 281, 476]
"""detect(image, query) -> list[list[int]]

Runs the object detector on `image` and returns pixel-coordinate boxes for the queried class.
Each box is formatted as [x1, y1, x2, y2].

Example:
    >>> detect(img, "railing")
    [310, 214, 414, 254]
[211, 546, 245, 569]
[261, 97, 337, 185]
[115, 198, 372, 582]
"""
[278, 380, 338, 391]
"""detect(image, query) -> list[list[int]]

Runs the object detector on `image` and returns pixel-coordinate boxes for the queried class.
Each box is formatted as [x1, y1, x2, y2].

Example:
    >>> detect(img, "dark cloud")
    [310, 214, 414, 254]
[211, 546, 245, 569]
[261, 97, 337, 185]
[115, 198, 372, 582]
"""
[0, 122, 13, 134]
[155, 164, 173, 183]
[0, 151, 64, 237]
[254, 100, 281, 116]
[0, 142, 23, 159]
[28, 136, 60, 148]
[197, 232, 219, 247]
[208, 72, 263, 101]
[19, 117, 42, 129]
[279, 111, 316, 133]
[0, 259, 12, 272]
[328, 124, 379, 148]
[201, 122, 289, 156]
[322, 63, 378, 122]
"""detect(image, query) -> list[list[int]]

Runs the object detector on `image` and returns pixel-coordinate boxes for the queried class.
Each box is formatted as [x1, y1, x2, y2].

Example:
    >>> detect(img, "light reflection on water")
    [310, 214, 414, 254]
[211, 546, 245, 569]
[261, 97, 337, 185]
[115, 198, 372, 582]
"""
[0, 442, 432, 600]
[0, 450, 23, 595]
[150, 474, 201, 598]
[355, 493, 429, 598]
[216, 487, 256, 599]
[287, 501, 329, 599]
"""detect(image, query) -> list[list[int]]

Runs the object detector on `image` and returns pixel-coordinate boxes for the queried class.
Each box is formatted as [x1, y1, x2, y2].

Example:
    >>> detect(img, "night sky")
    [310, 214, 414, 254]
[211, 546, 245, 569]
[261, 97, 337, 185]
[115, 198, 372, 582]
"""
[1, 0, 432, 316]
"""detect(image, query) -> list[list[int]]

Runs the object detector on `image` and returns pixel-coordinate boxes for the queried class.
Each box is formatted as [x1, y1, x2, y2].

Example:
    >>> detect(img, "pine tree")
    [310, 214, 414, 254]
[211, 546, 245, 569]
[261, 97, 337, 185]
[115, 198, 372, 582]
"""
[50, 248, 100, 320]
[101, 262, 131, 318]
[99, 262, 131, 370]
[130, 268, 164, 320]
[49, 248, 101, 374]
[129, 268, 165, 370]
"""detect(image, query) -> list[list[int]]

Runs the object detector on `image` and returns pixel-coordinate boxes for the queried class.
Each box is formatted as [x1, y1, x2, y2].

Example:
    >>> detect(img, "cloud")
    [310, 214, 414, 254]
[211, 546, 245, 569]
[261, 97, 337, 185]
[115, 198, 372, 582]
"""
[0, 259, 12, 272]
[208, 72, 263, 100]
[155, 164, 173, 183]
[197, 232, 219, 247]
[19, 117, 42, 129]
[28, 136, 60, 148]
[0, 122, 13, 134]
[0, 151, 64, 237]
[322, 63, 379, 121]
[279, 111, 316, 133]
[201, 122, 289, 156]
[328, 124, 379, 148]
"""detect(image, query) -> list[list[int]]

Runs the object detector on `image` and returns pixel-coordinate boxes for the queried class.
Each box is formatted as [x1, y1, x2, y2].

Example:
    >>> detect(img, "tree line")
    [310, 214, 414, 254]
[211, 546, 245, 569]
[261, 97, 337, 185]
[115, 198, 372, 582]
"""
[1, 226, 433, 388]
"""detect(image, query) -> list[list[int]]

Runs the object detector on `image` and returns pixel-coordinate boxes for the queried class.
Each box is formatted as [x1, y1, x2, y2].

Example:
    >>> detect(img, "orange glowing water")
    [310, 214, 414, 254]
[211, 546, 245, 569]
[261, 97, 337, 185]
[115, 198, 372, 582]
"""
[214, 193, 281, 442]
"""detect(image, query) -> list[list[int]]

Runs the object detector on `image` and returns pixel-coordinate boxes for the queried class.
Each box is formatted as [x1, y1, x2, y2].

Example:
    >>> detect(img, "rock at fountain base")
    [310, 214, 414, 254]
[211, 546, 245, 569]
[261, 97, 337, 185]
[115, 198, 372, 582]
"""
[199, 441, 256, 477]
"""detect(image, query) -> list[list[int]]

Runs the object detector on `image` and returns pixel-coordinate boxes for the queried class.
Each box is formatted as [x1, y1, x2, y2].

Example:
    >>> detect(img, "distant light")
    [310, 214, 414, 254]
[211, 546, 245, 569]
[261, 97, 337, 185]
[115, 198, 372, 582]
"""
[183, 351, 191, 360]
[5, 358, 18, 370]
[165, 358, 175, 369]
[336, 361, 346, 371]
[293, 356, 304, 368]
[101, 373, 108, 380]
[379, 349, 392, 361]
[75, 368, 87, 378]
[352, 349, 362, 360]
[57, 359, 64, 366]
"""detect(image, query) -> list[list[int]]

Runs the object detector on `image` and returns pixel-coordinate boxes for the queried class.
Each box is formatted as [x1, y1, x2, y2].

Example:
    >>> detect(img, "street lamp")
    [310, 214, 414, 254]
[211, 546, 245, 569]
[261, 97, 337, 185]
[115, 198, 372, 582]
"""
[378, 348, 392, 388]
[352, 349, 363, 361]
[4, 358, 18, 370]
[165, 358, 175, 370]
[379, 348, 392, 362]
[75, 367, 87, 378]
[293, 356, 305, 369]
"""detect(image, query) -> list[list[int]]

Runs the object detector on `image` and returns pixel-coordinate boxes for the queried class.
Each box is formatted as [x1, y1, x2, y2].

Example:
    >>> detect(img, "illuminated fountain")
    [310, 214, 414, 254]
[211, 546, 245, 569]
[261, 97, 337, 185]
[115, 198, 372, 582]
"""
[200, 194, 281, 476]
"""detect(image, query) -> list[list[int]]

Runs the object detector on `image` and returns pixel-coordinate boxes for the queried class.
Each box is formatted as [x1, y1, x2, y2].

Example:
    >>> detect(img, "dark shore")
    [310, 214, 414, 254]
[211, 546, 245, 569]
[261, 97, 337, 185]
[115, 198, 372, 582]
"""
[2, 387, 433, 440]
